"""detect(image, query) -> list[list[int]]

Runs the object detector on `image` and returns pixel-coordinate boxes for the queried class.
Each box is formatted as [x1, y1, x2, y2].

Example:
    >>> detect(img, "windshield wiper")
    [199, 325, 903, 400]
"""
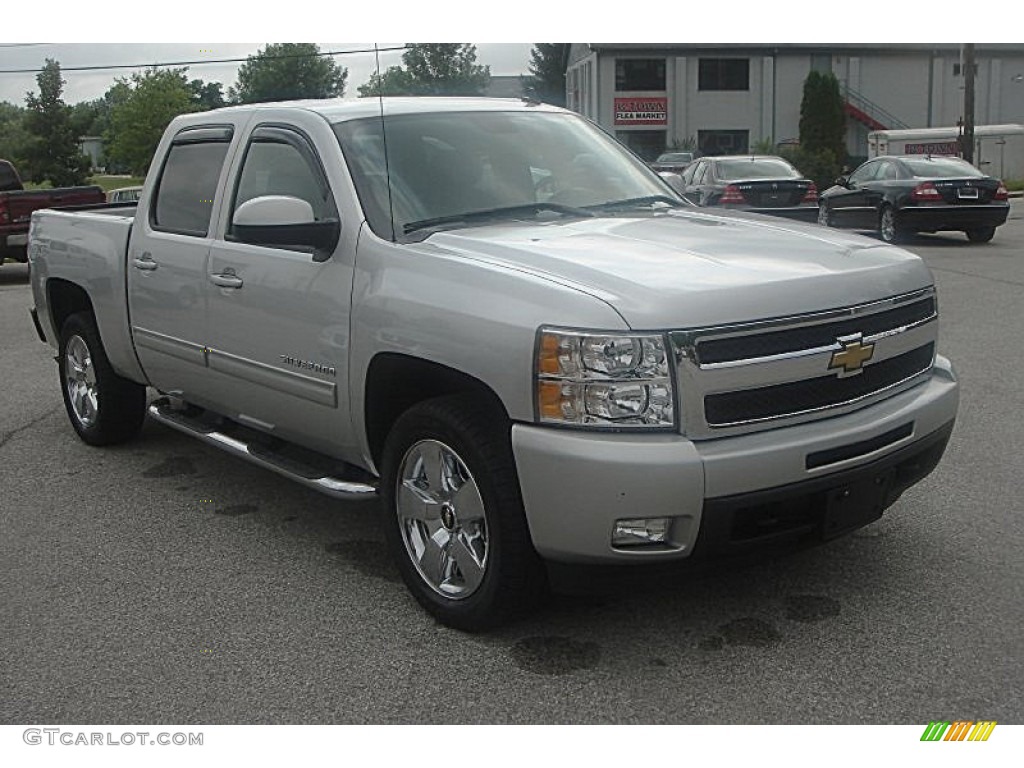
[403, 202, 595, 235]
[585, 195, 686, 211]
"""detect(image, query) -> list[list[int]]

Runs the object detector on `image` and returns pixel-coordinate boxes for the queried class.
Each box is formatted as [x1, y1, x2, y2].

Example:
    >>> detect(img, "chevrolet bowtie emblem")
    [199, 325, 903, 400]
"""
[829, 335, 875, 374]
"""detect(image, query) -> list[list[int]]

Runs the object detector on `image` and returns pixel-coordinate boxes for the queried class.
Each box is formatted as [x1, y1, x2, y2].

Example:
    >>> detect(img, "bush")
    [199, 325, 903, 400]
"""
[778, 145, 843, 191]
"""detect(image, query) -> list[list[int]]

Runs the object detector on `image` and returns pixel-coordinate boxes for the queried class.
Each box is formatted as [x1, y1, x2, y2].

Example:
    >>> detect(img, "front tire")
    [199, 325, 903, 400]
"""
[58, 312, 146, 446]
[381, 395, 546, 631]
[817, 203, 833, 227]
[966, 226, 995, 243]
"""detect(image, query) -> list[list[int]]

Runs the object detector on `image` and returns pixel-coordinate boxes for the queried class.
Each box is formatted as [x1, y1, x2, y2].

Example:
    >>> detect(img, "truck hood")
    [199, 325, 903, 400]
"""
[417, 209, 935, 329]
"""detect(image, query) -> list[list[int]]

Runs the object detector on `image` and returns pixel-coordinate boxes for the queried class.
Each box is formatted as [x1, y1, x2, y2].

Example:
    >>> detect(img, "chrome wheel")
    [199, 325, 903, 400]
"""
[396, 439, 488, 600]
[64, 334, 99, 428]
[817, 204, 831, 227]
[880, 207, 898, 242]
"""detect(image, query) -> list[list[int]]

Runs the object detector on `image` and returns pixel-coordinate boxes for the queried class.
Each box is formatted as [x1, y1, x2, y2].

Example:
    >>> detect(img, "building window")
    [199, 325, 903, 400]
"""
[615, 130, 666, 161]
[697, 129, 749, 156]
[811, 53, 832, 73]
[698, 59, 750, 91]
[616, 59, 666, 91]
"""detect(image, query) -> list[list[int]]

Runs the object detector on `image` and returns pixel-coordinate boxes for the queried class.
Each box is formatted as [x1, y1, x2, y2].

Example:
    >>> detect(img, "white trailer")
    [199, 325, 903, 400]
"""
[867, 124, 1024, 181]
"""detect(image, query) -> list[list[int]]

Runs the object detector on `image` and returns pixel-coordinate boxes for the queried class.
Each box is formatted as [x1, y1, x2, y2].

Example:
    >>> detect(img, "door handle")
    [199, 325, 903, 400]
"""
[133, 252, 158, 271]
[210, 270, 243, 289]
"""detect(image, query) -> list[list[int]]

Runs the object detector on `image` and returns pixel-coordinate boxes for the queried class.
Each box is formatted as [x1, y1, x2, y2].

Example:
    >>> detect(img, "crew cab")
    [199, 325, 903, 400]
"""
[27, 98, 959, 630]
[0, 159, 105, 263]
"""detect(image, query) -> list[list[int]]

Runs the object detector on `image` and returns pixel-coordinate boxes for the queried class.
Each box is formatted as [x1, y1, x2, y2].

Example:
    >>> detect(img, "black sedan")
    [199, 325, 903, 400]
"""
[650, 151, 695, 174]
[817, 155, 1010, 243]
[677, 155, 819, 221]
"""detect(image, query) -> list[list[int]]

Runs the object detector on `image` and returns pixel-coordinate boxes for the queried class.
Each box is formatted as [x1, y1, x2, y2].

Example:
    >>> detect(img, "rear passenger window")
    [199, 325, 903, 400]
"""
[152, 131, 232, 236]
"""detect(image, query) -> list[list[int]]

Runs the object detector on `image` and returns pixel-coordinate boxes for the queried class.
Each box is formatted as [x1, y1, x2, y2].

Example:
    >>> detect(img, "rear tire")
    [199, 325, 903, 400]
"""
[966, 227, 995, 243]
[817, 203, 833, 227]
[878, 206, 906, 244]
[381, 394, 547, 631]
[58, 312, 146, 446]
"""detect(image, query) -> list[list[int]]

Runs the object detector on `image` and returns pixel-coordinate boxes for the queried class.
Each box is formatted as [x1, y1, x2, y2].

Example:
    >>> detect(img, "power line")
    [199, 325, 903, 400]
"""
[0, 45, 409, 75]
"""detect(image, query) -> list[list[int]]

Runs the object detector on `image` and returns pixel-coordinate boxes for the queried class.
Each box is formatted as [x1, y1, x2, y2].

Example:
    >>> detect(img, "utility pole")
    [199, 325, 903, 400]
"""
[961, 43, 976, 164]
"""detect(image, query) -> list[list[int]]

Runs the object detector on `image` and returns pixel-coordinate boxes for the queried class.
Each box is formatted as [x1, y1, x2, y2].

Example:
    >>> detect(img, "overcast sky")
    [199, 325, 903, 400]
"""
[0, 43, 534, 106]
[0, 5, 1004, 107]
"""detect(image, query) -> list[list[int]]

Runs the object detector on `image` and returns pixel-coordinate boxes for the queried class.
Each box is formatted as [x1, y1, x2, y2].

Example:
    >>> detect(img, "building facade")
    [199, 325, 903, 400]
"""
[566, 44, 1024, 162]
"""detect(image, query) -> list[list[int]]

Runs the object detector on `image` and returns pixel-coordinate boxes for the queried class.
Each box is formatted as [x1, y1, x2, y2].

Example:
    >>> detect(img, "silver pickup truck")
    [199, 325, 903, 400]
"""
[28, 97, 959, 630]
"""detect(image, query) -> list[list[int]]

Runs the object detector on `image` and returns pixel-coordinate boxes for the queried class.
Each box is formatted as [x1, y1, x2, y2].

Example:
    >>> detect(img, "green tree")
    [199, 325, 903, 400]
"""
[21, 60, 91, 186]
[793, 70, 847, 189]
[799, 71, 846, 162]
[358, 44, 490, 96]
[524, 44, 569, 106]
[0, 101, 31, 169]
[106, 68, 199, 176]
[189, 79, 226, 111]
[228, 43, 346, 104]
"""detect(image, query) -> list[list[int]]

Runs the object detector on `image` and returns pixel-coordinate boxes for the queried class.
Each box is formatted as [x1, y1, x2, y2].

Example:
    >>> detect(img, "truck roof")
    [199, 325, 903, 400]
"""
[868, 124, 1024, 140]
[173, 96, 568, 126]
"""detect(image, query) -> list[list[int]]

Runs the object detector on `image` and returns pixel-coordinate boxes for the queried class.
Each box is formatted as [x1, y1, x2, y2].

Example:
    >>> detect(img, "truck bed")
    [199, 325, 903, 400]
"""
[29, 206, 146, 382]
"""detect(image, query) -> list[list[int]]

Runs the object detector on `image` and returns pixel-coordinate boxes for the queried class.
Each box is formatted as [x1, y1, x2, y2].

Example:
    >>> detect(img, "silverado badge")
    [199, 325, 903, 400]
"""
[829, 334, 875, 375]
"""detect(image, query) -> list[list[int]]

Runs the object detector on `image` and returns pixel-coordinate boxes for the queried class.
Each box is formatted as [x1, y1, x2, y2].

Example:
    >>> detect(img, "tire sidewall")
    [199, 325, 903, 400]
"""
[57, 312, 144, 446]
[879, 206, 900, 243]
[380, 397, 537, 631]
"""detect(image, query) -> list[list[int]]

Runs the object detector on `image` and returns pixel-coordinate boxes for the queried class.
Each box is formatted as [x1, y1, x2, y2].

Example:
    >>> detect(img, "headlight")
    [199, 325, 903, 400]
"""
[535, 328, 676, 429]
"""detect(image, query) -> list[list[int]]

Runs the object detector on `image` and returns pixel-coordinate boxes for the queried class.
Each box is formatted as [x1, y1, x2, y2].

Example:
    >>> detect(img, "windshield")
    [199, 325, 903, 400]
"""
[715, 158, 800, 181]
[901, 157, 984, 178]
[333, 110, 677, 240]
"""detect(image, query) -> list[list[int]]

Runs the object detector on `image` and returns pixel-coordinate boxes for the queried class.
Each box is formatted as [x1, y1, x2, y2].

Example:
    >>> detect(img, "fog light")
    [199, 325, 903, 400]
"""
[612, 518, 672, 547]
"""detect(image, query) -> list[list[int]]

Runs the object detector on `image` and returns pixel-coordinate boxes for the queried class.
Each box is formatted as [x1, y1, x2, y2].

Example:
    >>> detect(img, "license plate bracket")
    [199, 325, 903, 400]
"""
[957, 187, 979, 199]
[821, 469, 895, 539]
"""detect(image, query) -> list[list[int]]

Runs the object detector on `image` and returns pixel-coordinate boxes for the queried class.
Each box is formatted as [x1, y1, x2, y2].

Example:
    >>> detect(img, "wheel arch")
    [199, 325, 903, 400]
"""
[47, 278, 96, 341]
[363, 353, 509, 471]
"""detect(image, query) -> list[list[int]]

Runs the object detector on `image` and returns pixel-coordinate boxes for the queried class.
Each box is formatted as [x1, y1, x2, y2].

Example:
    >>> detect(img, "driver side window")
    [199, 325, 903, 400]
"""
[230, 126, 335, 240]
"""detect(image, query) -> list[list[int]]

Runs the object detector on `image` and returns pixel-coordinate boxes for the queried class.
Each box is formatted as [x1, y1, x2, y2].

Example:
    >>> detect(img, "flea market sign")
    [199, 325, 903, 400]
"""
[614, 97, 668, 126]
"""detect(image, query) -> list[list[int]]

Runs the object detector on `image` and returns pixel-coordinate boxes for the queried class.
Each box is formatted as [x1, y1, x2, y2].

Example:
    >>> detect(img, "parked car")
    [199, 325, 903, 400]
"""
[28, 98, 957, 630]
[107, 185, 143, 204]
[0, 159, 105, 264]
[678, 155, 819, 221]
[650, 151, 695, 174]
[817, 155, 1010, 243]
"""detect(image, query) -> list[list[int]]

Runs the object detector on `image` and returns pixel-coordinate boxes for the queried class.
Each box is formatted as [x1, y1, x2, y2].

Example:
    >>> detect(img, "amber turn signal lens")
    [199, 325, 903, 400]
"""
[538, 380, 564, 419]
[538, 333, 563, 375]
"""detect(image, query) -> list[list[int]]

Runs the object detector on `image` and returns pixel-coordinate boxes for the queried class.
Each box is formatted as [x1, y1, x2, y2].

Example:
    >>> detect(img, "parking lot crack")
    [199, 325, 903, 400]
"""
[0, 406, 63, 450]
[928, 265, 1024, 288]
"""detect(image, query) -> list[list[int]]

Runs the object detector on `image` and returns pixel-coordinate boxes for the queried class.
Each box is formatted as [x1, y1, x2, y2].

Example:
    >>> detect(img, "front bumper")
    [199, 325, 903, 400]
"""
[512, 356, 958, 564]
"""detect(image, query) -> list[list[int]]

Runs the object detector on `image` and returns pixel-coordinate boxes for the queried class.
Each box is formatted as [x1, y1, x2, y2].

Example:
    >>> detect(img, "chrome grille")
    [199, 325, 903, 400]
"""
[670, 288, 938, 438]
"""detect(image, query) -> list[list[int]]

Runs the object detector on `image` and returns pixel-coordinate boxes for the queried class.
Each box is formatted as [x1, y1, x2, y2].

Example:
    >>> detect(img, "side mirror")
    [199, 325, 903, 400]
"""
[232, 195, 340, 261]
[835, 176, 850, 188]
[659, 171, 685, 193]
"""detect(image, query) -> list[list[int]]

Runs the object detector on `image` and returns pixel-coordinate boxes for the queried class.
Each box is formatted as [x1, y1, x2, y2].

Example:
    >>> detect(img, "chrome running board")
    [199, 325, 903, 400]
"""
[147, 398, 378, 499]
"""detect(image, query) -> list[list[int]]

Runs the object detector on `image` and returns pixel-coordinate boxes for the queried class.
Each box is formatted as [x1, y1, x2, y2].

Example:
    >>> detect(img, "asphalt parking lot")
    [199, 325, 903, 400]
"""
[1, 204, 1022, 726]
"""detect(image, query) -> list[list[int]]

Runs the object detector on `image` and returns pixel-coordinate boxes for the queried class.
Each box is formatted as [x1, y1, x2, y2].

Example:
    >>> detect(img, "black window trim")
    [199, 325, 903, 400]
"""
[225, 122, 338, 249]
[149, 123, 235, 238]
